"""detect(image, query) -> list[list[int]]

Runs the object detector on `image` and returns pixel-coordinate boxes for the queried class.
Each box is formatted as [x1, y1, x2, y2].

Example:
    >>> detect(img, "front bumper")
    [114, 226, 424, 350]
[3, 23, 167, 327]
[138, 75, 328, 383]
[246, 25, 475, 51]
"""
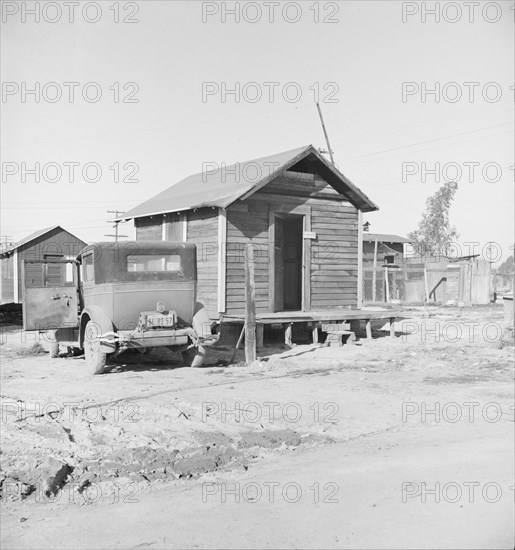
[98, 327, 198, 354]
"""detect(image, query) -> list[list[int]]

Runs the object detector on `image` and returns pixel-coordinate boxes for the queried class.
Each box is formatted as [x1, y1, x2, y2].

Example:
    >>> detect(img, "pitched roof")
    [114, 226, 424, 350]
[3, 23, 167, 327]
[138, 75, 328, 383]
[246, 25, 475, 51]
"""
[0, 226, 62, 258]
[362, 233, 411, 244]
[118, 145, 379, 221]
[0, 226, 86, 258]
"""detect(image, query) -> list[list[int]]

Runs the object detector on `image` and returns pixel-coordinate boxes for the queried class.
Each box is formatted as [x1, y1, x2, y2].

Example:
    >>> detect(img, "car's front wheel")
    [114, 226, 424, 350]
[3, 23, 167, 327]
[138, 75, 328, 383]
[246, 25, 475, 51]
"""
[84, 321, 107, 375]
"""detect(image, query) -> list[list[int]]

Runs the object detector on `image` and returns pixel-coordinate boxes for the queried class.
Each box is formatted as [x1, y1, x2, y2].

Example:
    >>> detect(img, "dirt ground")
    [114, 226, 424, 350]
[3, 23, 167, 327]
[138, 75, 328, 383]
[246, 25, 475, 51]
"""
[0, 304, 513, 549]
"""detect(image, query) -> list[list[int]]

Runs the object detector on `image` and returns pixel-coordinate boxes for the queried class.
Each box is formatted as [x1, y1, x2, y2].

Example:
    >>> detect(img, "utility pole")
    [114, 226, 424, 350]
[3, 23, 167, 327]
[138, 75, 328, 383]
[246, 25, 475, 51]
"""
[0, 235, 14, 253]
[105, 210, 128, 241]
[316, 102, 335, 166]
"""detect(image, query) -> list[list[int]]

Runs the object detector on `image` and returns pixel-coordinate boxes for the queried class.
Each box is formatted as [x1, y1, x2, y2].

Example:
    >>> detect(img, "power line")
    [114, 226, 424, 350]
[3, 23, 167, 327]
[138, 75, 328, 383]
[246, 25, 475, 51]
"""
[105, 209, 128, 241]
[343, 123, 513, 163]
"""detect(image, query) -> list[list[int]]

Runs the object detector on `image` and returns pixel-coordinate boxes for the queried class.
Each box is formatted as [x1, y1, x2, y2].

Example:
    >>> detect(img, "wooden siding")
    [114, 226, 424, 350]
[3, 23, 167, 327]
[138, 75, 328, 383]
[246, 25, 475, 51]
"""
[131, 172, 360, 318]
[163, 213, 184, 241]
[223, 181, 359, 315]
[135, 216, 162, 241]
[186, 208, 219, 318]
[14, 228, 85, 303]
[225, 202, 271, 316]
[308, 199, 358, 309]
[260, 172, 342, 200]
[363, 241, 404, 265]
[0, 255, 15, 305]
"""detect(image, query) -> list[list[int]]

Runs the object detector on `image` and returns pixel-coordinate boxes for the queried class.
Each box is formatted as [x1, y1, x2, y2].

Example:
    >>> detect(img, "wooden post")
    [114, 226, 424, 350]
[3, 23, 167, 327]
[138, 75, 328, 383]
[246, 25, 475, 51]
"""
[365, 319, 372, 339]
[389, 317, 396, 338]
[256, 324, 264, 350]
[372, 238, 378, 302]
[229, 324, 245, 363]
[357, 209, 363, 309]
[384, 266, 390, 303]
[312, 324, 319, 344]
[217, 208, 227, 313]
[285, 323, 293, 347]
[424, 265, 430, 303]
[244, 243, 257, 363]
[316, 102, 335, 165]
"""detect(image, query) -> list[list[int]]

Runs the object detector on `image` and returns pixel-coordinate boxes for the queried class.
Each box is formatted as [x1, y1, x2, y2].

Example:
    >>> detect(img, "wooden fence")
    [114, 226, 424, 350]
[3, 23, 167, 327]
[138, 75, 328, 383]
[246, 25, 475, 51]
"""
[363, 258, 491, 305]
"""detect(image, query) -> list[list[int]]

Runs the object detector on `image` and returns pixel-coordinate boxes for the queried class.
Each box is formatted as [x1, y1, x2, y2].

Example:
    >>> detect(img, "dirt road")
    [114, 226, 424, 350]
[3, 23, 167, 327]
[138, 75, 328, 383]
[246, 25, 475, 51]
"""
[1, 305, 513, 549]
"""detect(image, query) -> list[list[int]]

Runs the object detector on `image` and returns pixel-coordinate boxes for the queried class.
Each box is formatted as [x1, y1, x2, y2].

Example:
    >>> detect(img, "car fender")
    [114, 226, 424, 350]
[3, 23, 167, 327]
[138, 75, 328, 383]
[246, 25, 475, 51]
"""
[192, 302, 211, 338]
[79, 306, 114, 349]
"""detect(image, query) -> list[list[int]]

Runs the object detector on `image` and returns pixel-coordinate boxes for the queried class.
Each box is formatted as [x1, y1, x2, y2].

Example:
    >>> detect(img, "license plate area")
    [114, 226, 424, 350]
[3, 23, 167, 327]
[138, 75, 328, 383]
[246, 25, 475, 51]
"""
[144, 312, 176, 329]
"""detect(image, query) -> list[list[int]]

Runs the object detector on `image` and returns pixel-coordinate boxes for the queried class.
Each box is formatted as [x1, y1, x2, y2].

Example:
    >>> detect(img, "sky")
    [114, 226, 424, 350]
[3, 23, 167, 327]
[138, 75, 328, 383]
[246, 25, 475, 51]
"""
[1, 0, 513, 264]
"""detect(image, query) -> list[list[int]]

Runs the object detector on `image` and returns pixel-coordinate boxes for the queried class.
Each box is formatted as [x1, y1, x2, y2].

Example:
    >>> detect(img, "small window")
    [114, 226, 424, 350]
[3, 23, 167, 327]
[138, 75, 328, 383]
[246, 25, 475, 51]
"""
[127, 254, 182, 273]
[82, 254, 94, 282]
[65, 262, 74, 284]
[384, 255, 395, 265]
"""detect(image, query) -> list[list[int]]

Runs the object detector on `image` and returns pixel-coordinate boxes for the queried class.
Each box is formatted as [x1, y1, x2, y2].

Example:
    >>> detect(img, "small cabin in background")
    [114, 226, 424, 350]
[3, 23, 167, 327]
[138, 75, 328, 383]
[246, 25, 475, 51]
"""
[0, 226, 86, 307]
[361, 231, 492, 305]
[119, 145, 378, 321]
[362, 233, 411, 267]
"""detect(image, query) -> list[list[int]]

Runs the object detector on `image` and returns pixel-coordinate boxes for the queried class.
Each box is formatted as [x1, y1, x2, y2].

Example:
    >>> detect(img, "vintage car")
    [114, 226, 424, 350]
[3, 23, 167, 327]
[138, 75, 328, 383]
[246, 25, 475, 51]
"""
[22, 241, 211, 374]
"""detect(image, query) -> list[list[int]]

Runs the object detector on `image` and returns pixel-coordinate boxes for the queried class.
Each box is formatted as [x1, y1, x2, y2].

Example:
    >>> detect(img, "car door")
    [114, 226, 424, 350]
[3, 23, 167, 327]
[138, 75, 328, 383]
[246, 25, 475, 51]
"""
[22, 259, 79, 331]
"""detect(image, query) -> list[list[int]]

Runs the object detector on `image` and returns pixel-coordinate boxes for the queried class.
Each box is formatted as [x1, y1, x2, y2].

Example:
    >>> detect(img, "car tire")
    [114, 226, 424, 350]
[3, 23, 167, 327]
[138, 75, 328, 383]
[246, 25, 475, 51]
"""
[84, 321, 107, 375]
[182, 345, 205, 368]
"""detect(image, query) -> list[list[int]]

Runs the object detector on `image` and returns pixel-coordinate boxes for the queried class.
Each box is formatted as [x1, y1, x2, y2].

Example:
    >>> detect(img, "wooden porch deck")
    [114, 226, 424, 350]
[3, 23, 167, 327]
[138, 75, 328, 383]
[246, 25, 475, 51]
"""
[220, 309, 405, 343]
[221, 309, 403, 324]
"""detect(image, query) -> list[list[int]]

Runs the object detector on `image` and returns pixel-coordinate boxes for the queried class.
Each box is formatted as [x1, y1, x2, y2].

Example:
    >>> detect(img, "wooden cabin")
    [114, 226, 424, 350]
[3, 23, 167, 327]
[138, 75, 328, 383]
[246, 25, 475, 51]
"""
[120, 145, 379, 321]
[0, 226, 86, 306]
[362, 233, 411, 268]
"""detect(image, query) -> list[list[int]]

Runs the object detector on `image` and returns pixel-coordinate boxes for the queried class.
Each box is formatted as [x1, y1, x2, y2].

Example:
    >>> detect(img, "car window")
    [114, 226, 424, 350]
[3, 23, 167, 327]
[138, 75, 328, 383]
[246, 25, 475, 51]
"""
[127, 254, 182, 273]
[82, 253, 94, 282]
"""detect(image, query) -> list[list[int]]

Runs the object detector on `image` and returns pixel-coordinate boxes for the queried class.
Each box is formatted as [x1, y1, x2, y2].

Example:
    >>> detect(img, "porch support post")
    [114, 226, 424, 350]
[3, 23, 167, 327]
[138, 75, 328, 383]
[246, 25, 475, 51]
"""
[357, 209, 363, 309]
[365, 319, 372, 339]
[217, 207, 226, 313]
[268, 207, 275, 312]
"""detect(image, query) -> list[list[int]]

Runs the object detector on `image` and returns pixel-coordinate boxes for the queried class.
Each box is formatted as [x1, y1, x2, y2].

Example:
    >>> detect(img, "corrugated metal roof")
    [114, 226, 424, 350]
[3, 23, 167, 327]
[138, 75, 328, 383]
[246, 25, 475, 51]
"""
[363, 233, 411, 243]
[118, 145, 379, 221]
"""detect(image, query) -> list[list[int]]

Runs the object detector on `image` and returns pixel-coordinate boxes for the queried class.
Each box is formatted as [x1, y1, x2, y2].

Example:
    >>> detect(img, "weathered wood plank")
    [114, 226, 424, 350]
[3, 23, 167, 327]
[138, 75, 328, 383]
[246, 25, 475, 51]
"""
[245, 244, 256, 363]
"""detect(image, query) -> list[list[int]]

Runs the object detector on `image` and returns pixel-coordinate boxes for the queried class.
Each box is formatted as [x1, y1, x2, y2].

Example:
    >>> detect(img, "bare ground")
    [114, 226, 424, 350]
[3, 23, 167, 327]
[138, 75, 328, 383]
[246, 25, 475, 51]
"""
[0, 304, 513, 549]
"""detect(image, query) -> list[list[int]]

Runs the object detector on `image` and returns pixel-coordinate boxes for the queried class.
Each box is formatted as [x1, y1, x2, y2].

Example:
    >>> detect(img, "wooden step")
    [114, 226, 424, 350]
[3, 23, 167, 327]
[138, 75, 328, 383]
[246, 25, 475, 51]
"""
[325, 330, 356, 347]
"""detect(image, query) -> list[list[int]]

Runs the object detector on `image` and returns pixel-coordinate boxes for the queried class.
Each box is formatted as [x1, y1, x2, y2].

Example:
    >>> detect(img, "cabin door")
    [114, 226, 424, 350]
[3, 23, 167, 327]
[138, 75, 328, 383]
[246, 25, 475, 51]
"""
[22, 260, 79, 331]
[274, 214, 304, 311]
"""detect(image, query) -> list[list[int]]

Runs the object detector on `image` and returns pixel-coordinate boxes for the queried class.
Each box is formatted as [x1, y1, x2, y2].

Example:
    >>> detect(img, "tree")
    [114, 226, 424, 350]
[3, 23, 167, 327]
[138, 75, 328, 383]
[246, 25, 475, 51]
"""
[497, 255, 514, 290]
[408, 181, 459, 257]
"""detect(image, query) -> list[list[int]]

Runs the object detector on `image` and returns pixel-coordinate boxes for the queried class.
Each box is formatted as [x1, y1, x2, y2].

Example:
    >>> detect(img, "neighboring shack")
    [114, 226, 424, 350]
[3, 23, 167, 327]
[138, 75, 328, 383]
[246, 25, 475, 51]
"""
[119, 145, 379, 320]
[362, 233, 411, 267]
[0, 226, 86, 306]
[361, 232, 492, 306]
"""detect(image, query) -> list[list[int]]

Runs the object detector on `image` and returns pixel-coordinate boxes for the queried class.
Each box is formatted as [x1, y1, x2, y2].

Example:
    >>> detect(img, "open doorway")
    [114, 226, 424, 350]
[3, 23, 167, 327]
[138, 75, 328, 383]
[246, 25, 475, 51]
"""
[274, 214, 303, 311]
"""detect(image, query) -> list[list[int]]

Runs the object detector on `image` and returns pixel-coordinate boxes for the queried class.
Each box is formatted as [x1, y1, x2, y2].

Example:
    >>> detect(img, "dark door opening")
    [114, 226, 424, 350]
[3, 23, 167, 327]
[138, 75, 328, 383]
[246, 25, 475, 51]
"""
[274, 215, 303, 311]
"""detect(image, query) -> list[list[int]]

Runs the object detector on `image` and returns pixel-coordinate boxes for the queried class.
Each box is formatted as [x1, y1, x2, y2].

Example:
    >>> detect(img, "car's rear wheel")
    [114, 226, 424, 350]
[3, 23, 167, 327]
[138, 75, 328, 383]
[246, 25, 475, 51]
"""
[182, 345, 205, 368]
[84, 321, 107, 375]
